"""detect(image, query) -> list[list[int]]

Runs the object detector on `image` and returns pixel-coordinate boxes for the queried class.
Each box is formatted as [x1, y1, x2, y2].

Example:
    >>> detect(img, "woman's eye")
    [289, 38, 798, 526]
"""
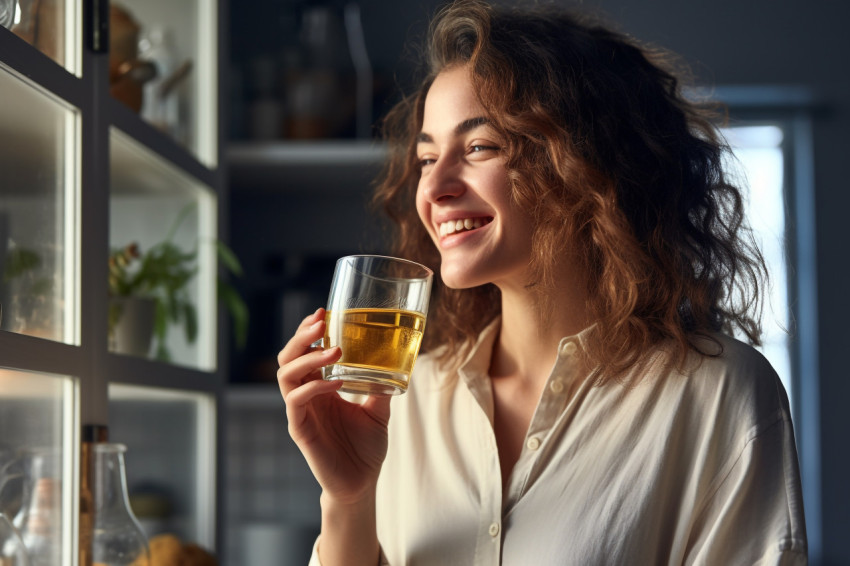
[418, 156, 436, 167]
[469, 144, 500, 155]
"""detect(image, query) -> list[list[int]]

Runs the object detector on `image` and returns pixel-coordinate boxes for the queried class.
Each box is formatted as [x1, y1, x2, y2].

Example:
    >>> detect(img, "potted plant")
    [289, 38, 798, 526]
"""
[1, 242, 54, 336]
[108, 206, 248, 361]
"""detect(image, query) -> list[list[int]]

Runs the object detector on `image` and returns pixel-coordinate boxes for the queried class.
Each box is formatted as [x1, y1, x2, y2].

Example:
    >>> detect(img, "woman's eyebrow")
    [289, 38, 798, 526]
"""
[417, 116, 491, 144]
[455, 116, 489, 135]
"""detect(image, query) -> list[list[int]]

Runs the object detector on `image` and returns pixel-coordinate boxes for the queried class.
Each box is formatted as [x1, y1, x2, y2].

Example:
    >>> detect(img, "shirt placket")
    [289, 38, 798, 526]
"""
[477, 421, 503, 565]
[460, 366, 504, 565]
[504, 338, 579, 511]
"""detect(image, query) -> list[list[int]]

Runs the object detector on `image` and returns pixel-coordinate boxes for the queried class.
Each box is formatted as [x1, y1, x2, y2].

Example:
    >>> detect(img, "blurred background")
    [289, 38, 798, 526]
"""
[0, 0, 846, 564]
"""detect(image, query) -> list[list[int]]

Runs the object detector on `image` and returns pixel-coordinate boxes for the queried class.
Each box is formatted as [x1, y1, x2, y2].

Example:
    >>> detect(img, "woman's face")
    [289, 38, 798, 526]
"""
[415, 65, 535, 291]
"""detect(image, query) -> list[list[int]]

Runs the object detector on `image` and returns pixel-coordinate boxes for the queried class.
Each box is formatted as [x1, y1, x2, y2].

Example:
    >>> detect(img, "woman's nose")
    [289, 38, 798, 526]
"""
[419, 158, 465, 203]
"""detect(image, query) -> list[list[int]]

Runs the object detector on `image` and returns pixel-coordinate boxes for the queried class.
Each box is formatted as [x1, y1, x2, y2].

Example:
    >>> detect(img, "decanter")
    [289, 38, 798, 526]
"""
[90, 443, 150, 565]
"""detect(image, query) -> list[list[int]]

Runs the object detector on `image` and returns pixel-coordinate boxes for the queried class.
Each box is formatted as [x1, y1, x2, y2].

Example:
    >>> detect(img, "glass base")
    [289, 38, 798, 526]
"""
[322, 365, 409, 396]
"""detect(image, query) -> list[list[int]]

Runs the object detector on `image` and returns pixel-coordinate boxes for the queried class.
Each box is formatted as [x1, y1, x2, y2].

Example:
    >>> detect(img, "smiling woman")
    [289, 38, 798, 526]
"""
[376, 4, 769, 379]
[276, 1, 808, 565]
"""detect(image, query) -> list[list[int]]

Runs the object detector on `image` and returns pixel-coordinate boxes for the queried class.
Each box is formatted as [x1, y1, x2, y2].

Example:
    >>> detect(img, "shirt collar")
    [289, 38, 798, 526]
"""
[456, 317, 595, 386]
[457, 317, 501, 384]
[453, 317, 594, 422]
[456, 318, 501, 421]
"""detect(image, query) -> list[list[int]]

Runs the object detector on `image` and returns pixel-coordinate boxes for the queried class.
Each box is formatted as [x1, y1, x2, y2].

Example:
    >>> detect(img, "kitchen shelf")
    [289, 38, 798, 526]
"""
[109, 97, 220, 190]
[226, 383, 284, 409]
[106, 353, 221, 393]
[227, 140, 387, 194]
[0, 29, 84, 106]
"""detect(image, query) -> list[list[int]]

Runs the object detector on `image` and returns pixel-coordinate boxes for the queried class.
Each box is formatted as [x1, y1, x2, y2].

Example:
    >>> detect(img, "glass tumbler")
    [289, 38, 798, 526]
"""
[322, 255, 433, 396]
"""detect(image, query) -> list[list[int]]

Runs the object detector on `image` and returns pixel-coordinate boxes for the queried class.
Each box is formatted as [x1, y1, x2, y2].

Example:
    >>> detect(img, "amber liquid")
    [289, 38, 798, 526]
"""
[323, 308, 426, 392]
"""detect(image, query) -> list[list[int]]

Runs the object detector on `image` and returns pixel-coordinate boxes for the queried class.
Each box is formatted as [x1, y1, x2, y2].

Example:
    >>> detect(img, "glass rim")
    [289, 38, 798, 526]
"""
[92, 443, 128, 454]
[338, 254, 433, 281]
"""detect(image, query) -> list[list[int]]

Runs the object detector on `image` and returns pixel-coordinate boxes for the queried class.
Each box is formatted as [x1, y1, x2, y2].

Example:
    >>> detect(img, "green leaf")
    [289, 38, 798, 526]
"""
[182, 301, 198, 343]
[155, 341, 171, 362]
[167, 292, 181, 322]
[29, 278, 53, 296]
[3, 248, 42, 280]
[153, 300, 172, 362]
[163, 203, 196, 243]
[153, 300, 169, 342]
[215, 241, 244, 277]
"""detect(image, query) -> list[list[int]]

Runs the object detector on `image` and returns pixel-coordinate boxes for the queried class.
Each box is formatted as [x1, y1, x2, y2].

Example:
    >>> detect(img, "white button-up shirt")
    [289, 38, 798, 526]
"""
[311, 320, 807, 565]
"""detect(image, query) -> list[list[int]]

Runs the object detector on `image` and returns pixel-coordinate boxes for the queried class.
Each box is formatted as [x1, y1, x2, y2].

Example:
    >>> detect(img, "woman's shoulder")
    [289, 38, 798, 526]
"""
[632, 332, 781, 393]
[663, 332, 792, 429]
[687, 332, 783, 391]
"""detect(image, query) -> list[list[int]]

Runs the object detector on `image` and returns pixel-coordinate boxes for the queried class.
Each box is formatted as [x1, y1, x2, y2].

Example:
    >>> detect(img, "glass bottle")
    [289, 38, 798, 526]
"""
[287, 4, 356, 138]
[13, 449, 60, 566]
[0, 512, 30, 566]
[138, 25, 183, 142]
[0, 449, 28, 565]
[0, 0, 14, 30]
[91, 444, 149, 566]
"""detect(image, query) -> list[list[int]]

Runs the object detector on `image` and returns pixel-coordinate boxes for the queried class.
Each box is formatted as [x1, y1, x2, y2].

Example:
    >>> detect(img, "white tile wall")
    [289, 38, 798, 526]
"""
[225, 386, 321, 565]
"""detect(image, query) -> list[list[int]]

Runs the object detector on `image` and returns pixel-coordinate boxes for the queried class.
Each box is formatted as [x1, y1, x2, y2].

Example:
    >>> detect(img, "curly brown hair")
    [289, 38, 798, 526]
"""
[373, 0, 766, 381]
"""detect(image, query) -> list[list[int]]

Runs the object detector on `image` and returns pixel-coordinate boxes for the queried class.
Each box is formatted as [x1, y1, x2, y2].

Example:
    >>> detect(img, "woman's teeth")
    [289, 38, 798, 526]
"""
[438, 217, 491, 237]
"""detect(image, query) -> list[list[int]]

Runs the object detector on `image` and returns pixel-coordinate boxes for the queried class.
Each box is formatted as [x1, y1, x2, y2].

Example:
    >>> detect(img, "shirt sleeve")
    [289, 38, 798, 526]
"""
[684, 410, 808, 565]
[308, 537, 321, 566]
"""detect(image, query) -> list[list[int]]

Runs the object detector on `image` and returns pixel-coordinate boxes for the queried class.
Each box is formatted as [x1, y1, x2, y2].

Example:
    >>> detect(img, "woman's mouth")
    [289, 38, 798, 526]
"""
[438, 216, 493, 237]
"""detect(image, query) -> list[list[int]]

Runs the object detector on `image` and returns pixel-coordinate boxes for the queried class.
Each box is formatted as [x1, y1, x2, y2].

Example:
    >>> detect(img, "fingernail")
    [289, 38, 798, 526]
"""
[323, 346, 340, 357]
[309, 320, 323, 331]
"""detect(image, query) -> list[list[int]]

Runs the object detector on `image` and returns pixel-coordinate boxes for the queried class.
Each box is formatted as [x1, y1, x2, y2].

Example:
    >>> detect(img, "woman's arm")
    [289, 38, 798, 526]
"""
[278, 308, 390, 566]
[317, 491, 380, 566]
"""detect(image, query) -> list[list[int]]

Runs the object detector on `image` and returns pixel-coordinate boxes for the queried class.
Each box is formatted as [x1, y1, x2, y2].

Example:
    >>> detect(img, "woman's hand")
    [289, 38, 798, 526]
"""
[277, 308, 391, 506]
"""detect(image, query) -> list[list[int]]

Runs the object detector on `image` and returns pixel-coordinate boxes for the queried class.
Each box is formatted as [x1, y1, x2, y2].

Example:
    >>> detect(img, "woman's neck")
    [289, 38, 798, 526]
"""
[489, 274, 591, 386]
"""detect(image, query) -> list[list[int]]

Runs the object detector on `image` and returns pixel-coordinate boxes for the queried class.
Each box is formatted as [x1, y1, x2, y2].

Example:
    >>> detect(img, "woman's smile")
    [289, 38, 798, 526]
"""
[438, 216, 493, 237]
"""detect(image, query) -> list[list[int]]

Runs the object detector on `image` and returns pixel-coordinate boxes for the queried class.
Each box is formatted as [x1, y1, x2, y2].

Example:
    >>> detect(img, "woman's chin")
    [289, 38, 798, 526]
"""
[440, 265, 485, 290]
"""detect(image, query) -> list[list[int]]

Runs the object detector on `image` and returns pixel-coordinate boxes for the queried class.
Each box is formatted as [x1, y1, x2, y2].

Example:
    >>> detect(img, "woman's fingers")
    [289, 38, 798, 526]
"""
[284, 377, 344, 431]
[278, 308, 326, 366]
[277, 346, 342, 397]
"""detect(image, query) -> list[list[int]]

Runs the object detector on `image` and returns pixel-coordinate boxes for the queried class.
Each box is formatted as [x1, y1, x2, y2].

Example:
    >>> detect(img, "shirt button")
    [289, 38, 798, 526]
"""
[526, 437, 541, 450]
[559, 341, 578, 357]
[549, 380, 564, 393]
[489, 522, 500, 537]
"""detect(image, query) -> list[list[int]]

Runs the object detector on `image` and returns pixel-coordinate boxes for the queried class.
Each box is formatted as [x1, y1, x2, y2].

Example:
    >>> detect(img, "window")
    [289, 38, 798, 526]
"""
[722, 124, 792, 405]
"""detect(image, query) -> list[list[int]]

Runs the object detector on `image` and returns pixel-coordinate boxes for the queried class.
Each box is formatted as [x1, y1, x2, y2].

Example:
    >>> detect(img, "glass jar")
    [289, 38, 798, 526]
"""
[91, 443, 149, 566]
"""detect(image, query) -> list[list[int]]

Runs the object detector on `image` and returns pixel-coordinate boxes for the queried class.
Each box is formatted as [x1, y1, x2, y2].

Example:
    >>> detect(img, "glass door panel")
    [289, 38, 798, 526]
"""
[0, 62, 79, 344]
[108, 383, 216, 551]
[109, 128, 217, 371]
[0, 367, 78, 566]
[2, 0, 80, 75]
[107, 0, 217, 166]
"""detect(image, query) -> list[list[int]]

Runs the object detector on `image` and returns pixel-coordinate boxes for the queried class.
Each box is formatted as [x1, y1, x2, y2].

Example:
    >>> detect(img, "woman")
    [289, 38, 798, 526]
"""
[277, 1, 807, 564]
